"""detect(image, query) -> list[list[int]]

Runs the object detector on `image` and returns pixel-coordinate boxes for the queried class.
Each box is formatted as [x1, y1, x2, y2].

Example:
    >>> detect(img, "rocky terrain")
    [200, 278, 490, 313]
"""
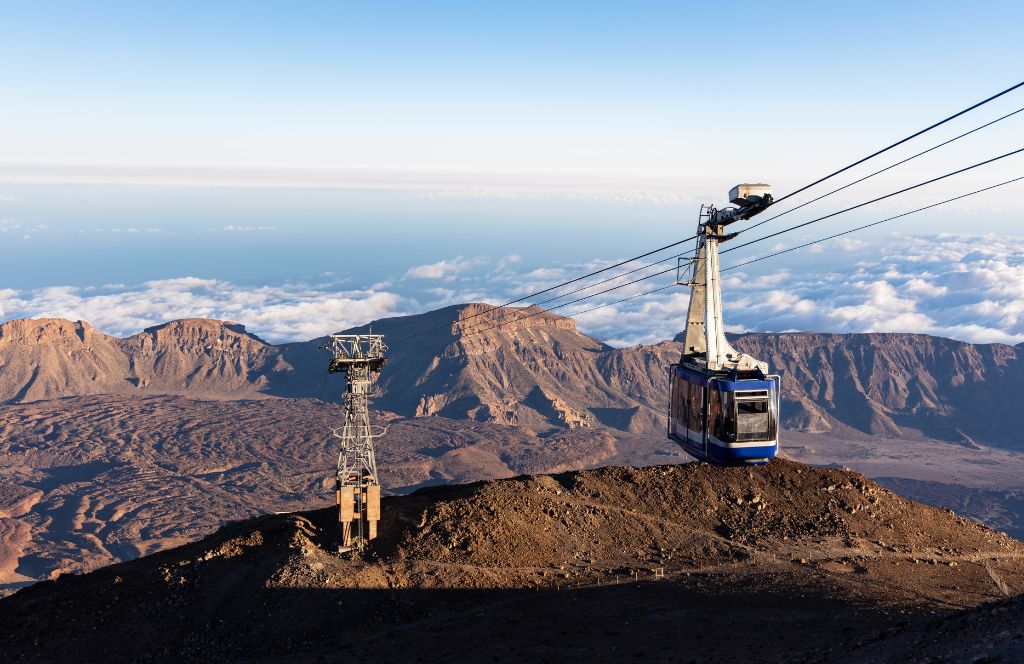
[5, 307, 1024, 445]
[0, 394, 676, 594]
[4, 305, 1024, 601]
[2, 460, 1022, 663]
[733, 332, 1024, 447]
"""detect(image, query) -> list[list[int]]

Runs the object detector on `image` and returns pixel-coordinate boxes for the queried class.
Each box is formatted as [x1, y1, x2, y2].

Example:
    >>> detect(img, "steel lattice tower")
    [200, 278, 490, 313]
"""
[325, 334, 387, 551]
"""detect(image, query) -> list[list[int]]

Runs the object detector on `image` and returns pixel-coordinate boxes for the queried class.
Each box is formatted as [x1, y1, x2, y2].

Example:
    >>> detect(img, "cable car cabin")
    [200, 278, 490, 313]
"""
[668, 364, 780, 465]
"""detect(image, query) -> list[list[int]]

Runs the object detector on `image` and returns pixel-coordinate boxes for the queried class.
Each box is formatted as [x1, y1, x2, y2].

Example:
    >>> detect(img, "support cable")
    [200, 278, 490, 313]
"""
[723, 176, 1024, 273]
[743, 105, 1024, 233]
[391, 235, 697, 342]
[770, 80, 1024, 207]
[460, 151, 1022, 339]
[392, 84, 1024, 344]
[721, 148, 1023, 257]
[459, 265, 679, 338]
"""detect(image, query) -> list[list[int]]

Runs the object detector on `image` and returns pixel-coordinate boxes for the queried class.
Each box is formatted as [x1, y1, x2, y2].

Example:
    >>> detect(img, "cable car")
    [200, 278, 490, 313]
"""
[667, 184, 781, 465]
[668, 364, 780, 465]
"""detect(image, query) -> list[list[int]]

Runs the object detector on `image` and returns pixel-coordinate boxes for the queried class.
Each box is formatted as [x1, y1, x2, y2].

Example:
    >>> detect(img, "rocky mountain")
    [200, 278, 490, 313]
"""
[2, 459, 1021, 663]
[0, 317, 283, 403]
[334, 304, 676, 432]
[0, 306, 680, 434]
[5, 307, 1024, 448]
[730, 332, 1024, 447]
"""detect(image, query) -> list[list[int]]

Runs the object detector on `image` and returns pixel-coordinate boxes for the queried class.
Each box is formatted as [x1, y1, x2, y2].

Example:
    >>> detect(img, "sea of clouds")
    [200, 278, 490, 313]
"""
[1, 233, 1023, 347]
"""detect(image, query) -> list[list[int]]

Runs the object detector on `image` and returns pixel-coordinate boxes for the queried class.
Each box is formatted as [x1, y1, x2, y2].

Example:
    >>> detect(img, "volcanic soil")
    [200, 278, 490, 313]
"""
[2, 459, 1023, 663]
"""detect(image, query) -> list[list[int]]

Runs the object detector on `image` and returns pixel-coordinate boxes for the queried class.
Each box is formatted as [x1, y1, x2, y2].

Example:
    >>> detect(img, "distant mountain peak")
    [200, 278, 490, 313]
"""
[134, 318, 270, 346]
[0, 317, 106, 345]
[450, 303, 577, 337]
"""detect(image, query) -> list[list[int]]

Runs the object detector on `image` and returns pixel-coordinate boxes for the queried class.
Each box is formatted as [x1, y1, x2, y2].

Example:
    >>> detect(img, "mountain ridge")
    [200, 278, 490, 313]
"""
[4, 307, 1024, 447]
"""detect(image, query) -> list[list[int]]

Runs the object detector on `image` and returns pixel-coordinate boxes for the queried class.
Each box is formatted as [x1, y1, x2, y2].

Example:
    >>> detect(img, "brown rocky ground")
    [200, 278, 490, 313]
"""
[0, 395, 678, 594]
[1, 459, 1022, 663]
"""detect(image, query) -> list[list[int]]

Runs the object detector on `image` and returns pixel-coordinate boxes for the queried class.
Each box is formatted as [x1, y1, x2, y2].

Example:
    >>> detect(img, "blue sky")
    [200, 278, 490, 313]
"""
[1, 1, 1023, 343]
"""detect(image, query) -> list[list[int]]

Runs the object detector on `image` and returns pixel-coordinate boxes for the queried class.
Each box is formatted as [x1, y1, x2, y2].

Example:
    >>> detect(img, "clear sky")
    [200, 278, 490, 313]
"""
[2, 1, 1023, 344]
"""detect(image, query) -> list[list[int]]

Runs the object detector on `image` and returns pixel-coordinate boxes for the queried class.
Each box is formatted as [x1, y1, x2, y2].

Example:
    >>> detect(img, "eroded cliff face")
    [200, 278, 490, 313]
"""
[731, 332, 1024, 445]
[116, 319, 282, 395]
[343, 304, 678, 433]
[0, 319, 131, 402]
[0, 318, 286, 403]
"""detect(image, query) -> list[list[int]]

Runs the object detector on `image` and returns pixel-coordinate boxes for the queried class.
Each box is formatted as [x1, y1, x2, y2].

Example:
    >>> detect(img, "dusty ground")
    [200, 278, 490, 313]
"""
[0, 395, 679, 594]
[6, 394, 1024, 599]
[783, 428, 1024, 540]
[2, 459, 1022, 663]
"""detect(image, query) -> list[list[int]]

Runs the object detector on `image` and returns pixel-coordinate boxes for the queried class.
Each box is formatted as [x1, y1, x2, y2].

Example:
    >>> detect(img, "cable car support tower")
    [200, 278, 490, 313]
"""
[325, 334, 387, 552]
[680, 184, 773, 372]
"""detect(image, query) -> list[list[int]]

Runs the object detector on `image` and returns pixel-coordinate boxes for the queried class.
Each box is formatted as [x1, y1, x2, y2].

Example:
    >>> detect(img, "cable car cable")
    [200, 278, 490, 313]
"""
[459, 265, 680, 338]
[392, 84, 1024, 344]
[722, 176, 1024, 273]
[448, 104, 1021, 328]
[720, 147, 1024, 257]
[488, 250, 688, 319]
[456, 178, 1024, 351]
[550, 283, 678, 321]
[390, 235, 699, 343]
[770, 80, 1024, 207]
[742, 105, 1024, 234]
[460, 154, 1022, 339]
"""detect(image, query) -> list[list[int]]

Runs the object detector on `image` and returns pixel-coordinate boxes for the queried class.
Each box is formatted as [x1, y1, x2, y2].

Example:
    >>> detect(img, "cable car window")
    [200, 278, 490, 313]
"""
[672, 376, 688, 429]
[688, 382, 704, 433]
[720, 390, 735, 443]
[738, 401, 769, 414]
[736, 398, 771, 442]
[709, 386, 722, 439]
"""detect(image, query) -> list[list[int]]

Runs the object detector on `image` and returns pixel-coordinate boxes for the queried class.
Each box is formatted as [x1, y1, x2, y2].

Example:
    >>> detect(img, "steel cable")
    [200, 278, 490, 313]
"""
[458, 149, 1023, 339]
[742, 105, 1024, 234]
[770, 80, 1024, 206]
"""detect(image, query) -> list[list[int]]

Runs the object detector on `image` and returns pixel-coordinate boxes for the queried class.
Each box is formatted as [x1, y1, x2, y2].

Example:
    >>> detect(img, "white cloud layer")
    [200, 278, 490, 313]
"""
[0, 279, 407, 343]
[570, 233, 1024, 346]
[5, 234, 1024, 347]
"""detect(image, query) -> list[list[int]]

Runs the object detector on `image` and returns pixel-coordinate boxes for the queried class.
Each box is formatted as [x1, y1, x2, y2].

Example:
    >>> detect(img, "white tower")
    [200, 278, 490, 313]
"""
[680, 184, 772, 373]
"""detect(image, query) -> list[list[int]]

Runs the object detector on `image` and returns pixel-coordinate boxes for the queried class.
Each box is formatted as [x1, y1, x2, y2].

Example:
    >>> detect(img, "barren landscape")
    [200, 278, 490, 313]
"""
[3, 305, 1024, 600]
[3, 459, 1022, 663]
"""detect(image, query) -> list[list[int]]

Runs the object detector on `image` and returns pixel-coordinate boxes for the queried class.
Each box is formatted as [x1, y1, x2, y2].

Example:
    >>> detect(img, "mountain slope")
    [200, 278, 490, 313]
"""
[0, 318, 131, 402]
[0, 307, 680, 435]
[731, 332, 1024, 446]
[5, 309, 1024, 447]
[0, 317, 287, 403]
[1, 459, 1021, 663]
[117, 318, 285, 396]
[338, 304, 678, 432]
[0, 394, 674, 592]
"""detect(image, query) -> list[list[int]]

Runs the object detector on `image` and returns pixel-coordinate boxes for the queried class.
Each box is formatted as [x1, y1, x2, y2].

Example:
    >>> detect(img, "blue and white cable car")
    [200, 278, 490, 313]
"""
[668, 365, 780, 465]
[668, 184, 781, 466]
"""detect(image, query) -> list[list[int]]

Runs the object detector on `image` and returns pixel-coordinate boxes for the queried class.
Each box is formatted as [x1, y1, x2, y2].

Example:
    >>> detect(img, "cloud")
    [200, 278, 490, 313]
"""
[532, 234, 1024, 347]
[7, 234, 1024, 348]
[0, 194, 14, 203]
[0, 278, 407, 343]
[836, 237, 868, 252]
[405, 256, 480, 280]
[222, 225, 276, 232]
